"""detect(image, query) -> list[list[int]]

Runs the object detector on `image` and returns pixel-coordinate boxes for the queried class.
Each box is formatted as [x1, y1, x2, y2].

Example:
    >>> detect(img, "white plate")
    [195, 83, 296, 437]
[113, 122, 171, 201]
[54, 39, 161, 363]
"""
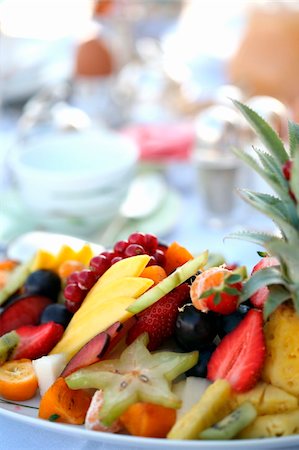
[1, 396, 299, 450]
[2, 233, 299, 450]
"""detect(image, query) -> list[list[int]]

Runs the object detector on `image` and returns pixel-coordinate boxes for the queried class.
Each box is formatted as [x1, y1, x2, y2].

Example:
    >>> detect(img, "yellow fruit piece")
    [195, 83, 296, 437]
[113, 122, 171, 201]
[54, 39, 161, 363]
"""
[50, 296, 137, 360]
[75, 244, 93, 266]
[54, 245, 78, 269]
[66, 277, 154, 332]
[86, 254, 151, 301]
[238, 409, 299, 439]
[262, 304, 299, 396]
[31, 250, 56, 271]
[167, 379, 232, 440]
[233, 381, 298, 415]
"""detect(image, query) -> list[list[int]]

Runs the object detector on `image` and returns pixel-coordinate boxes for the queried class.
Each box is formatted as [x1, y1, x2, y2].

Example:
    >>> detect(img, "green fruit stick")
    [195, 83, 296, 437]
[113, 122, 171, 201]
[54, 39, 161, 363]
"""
[127, 251, 209, 314]
[199, 402, 257, 440]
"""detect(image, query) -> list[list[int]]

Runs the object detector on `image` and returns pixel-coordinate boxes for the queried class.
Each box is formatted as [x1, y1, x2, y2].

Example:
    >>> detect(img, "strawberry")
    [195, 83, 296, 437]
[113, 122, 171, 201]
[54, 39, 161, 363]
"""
[126, 283, 190, 351]
[13, 322, 64, 360]
[190, 267, 243, 315]
[207, 309, 265, 392]
[0, 294, 52, 336]
[250, 256, 280, 308]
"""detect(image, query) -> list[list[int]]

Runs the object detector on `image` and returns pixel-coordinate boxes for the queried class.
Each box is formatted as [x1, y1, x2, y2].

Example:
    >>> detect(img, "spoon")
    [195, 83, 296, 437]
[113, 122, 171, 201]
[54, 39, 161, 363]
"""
[96, 172, 168, 247]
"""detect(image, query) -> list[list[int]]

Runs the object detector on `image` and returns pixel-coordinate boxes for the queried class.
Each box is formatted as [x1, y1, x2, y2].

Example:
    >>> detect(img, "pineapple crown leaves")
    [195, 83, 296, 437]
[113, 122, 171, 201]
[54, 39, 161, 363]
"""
[229, 100, 299, 317]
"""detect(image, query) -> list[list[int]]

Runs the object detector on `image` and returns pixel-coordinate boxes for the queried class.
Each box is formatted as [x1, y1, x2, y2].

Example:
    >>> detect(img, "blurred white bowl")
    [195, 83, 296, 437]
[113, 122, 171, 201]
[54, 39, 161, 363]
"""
[9, 129, 138, 237]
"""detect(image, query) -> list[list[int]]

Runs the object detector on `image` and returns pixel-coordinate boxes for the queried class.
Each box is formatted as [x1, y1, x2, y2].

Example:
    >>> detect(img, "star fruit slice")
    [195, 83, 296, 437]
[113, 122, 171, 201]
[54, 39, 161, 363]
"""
[66, 333, 198, 426]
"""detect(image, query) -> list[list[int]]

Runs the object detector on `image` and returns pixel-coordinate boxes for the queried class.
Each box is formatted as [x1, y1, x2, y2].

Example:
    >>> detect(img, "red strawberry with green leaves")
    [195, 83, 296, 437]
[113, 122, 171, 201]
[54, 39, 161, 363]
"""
[250, 256, 280, 308]
[126, 283, 190, 351]
[207, 309, 265, 392]
[0, 322, 64, 364]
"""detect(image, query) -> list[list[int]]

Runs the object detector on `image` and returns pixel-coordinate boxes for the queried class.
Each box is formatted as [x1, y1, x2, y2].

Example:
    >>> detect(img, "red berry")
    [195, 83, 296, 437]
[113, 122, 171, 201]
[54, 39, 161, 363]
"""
[250, 256, 280, 308]
[101, 251, 115, 262]
[152, 249, 166, 267]
[128, 232, 146, 247]
[65, 300, 81, 314]
[113, 240, 129, 254]
[144, 233, 158, 253]
[77, 269, 98, 290]
[64, 283, 86, 303]
[13, 322, 64, 360]
[207, 309, 266, 392]
[282, 160, 292, 180]
[126, 283, 190, 351]
[90, 255, 110, 276]
[66, 271, 80, 284]
[124, 244, 146, 257]
[111, 256, 123, 265]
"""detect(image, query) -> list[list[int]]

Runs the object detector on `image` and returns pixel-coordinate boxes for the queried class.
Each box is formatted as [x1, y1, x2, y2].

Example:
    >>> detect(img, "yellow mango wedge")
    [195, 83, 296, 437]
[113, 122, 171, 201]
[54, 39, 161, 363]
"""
[84, 254, 151, 302]
[50, 296, 139, 360]
[65, 277, 153, 331]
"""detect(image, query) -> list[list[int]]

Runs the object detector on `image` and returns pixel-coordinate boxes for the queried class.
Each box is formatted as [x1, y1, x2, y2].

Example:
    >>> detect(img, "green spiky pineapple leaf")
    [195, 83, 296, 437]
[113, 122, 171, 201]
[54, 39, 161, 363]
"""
[263, 285, 291, 319]
[253, 147, 288, 189]
[266, 240, 299, 283]
[232, 99, 289, 163]
[290, 149, 299, 209]
[288, 121, 299, 158]
[240, 267, 285, 303]
[228, 230, 281, 247]
[237, 190, 299, 242]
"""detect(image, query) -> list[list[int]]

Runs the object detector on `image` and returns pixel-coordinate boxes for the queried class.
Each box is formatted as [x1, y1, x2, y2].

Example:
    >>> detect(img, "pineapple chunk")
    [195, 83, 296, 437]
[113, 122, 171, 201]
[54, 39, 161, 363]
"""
[50, 296, 137, 360]
[167, 379, 232, 440]
[238, 409, 299, 439]
[233, 381, 298, 415]
[262, 304, 299, 396]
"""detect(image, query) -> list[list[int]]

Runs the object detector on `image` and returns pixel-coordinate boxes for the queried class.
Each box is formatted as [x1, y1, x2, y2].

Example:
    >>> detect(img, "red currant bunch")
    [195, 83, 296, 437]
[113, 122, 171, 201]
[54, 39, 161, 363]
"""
[64, 232, 168, 313]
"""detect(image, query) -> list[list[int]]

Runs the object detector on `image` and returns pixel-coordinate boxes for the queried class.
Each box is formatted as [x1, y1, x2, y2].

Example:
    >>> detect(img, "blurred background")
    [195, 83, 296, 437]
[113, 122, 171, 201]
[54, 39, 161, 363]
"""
[1, 0, 299, 267]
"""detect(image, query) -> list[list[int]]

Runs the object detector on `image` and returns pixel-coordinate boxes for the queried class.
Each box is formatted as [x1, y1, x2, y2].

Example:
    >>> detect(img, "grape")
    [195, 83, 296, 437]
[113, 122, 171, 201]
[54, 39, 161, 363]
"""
[144, 233, 158, 253]
[77, 269, 98, 290]
[124, 244, 146, 257]
[101, 251, 116, 262]
[65, 299, 81, 314]
[64, 283, 86, 303]
[111, 256, 123, 265]
[114, 240, 129, 254]
[128, 232, 146, 247]
[90, 255, 110, 276]
[66, 271, 80, 284]
[152, 249, 165, 266]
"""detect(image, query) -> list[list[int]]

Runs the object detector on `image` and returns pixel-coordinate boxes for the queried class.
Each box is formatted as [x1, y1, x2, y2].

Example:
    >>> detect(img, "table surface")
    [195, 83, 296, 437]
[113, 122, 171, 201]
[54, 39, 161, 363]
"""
[0, 112, 275, 450]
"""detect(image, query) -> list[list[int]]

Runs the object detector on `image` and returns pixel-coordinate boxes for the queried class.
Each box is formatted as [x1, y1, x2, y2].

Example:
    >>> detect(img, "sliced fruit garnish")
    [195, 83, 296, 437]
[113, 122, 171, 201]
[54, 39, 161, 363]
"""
[207, 309, 266, 392]
[0, 358, 38, 401]
[190, 266, 244, 315]
[0, 294, 52, 336]
[127, 251, 208, 315]
[66, 333, 198, 426]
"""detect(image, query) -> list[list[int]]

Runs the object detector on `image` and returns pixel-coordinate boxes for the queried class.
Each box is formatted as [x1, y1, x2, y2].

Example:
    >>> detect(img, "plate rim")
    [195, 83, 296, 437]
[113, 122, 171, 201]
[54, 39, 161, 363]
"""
[1, 398, 299, 450]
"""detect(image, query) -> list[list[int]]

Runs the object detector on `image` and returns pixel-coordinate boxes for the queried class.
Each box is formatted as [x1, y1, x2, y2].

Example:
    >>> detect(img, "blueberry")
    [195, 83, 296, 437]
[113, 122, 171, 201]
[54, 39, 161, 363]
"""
[40, 303, 72, 328]
[24, 270, 61, 301]
[175, 304, 220, 351]
[218, 303, 251, 337]
[186, 344, 216, 378]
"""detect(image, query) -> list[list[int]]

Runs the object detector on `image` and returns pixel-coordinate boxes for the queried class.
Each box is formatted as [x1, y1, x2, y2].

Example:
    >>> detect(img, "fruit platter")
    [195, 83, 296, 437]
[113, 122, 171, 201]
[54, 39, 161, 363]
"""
[1, 101, 299, 450]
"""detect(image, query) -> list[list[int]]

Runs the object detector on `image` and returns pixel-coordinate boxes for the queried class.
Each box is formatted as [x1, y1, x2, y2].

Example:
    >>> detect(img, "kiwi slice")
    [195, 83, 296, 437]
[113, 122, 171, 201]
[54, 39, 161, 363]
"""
[66, 333, 198, 426]
[0, 257, 34, 306]
[0, 331, 19, 365]
[199, 401, 257, 440]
